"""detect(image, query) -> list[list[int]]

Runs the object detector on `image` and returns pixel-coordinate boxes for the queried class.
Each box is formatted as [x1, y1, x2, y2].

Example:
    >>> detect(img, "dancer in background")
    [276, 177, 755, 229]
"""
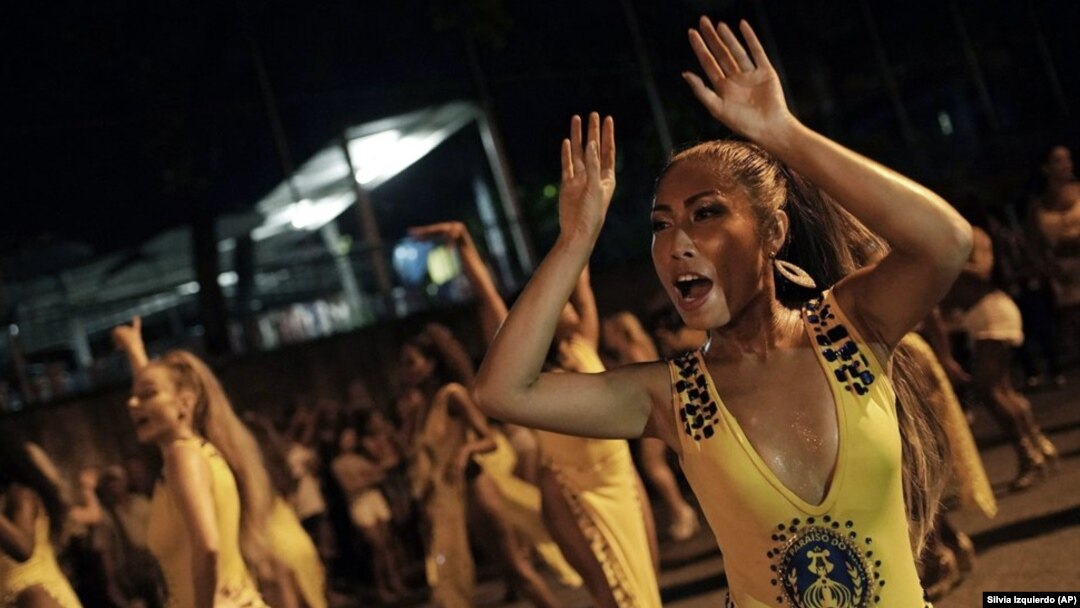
[0, 430, 83, 607]
[1031, 144, 1080, 362]
[602, 312, 700, 541]
[475, 18, 969, 606]
[943, 207, 1059, 490]
[399, 324, 563, 607]
[411, 221, 660, 608]
[244, 413, 327, 608]
[113, 318, 269, 608]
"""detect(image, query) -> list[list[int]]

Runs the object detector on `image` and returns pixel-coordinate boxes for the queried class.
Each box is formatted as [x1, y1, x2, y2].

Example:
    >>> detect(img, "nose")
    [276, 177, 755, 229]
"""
[670, 228, 697, 260]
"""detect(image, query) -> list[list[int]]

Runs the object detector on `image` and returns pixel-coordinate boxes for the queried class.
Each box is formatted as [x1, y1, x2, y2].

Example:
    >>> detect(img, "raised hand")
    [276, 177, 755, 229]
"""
[558, 112, 615, 244]
[682, 18, 793, 143]
[113, 317, 149, 369]
[408, 221, 471, 247]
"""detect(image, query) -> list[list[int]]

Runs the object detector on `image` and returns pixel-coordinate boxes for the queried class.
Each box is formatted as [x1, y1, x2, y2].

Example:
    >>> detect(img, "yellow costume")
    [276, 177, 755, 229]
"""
[412, 384, 474, 608]
[668, 292, 930, 607]
[267, 496, 327, 608]
[147, 438, 266, 608]
[0, 496, 82, 608]
[537, 335, 661, 608]
[901, 333, 997, 518]
[473, 430, 583, 587]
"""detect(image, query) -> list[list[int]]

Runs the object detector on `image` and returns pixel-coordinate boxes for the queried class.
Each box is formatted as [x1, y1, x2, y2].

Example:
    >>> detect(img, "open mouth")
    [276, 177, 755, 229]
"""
[674, 273, 713, 302]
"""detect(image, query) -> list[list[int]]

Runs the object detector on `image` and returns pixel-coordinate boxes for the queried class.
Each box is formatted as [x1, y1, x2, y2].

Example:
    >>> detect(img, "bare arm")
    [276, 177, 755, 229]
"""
[683, 18, 972, 351]
[410, 222, 508, 345]
[568, 266, 600, 348]
[163, 441, 219, 608]
[474, 114, 668, 440]
[113, 317, 149, 370]
[0, 485, 37, 562]
[961, 227, 994, 281]
[68, 468, 103, 527]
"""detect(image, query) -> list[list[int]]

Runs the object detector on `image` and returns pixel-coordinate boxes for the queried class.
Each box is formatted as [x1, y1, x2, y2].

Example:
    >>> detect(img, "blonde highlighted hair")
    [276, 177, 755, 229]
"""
[153, 350, 273, 578]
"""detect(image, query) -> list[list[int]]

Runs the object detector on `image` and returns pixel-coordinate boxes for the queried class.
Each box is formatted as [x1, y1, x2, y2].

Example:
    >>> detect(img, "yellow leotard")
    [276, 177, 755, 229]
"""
[0, 495, 82, 608]
[267, 496, 327, 608]
[537, 335, 661, 608]
[668, 292, 929, 608]
[473, 430, 583, 588]
[147, 438, 266, 608]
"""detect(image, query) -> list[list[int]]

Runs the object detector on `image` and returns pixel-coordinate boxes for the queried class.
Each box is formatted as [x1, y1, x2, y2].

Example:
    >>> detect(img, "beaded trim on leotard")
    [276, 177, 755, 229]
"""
[546, 465, 641, 608]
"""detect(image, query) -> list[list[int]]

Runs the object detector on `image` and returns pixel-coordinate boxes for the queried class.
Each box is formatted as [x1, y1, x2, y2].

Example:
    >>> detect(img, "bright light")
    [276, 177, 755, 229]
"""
[349, 129, 436, 186]
[218, 271, 238, 287]
[177, 281, 200, 295]
[937, 111, 954, 136]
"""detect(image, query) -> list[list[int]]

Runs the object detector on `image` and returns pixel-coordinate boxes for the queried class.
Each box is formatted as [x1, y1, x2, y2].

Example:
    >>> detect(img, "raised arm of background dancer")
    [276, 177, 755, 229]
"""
[442, 384, 497, 474]
[684, 18, 972, 349]
[0, 486, 36, 562]
[112, 316, 149, 370]
[474, 114, 668, 439]
[410, 222, 508, 344]
[568, 265, 600, 348]
[164, 441, 220, 608]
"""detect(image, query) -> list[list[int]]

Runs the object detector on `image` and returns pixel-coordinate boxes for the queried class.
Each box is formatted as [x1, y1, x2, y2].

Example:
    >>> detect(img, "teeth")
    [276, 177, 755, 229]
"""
[676, 273, 703, 282]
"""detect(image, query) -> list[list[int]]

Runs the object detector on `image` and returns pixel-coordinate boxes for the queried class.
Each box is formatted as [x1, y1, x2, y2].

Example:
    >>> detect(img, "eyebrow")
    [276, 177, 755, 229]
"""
[652, 189, 726, 213]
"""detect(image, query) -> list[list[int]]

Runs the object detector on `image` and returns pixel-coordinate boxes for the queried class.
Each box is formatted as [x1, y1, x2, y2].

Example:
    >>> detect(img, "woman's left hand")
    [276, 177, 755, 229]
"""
[683, 18, 795, 144]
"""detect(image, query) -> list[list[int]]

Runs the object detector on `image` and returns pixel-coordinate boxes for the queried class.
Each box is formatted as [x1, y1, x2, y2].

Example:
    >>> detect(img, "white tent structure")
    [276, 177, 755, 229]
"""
[4, 101, 534, 394]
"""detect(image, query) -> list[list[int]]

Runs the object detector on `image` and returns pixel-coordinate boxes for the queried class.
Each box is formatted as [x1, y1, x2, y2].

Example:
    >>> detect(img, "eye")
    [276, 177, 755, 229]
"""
[650, 217, 671, 233]
[693, 203, 724, 221]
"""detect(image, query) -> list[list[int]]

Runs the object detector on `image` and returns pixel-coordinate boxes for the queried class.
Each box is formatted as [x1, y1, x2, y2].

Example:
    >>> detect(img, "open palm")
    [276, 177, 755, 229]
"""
[558, 112, 615, 242]
[683, 18, 792, 142]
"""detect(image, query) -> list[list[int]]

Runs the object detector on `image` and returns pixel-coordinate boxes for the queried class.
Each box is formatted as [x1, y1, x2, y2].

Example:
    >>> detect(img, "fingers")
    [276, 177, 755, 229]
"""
[564, 113, 615, 181]
[681, 71, 722, 111]
[569, 114, 583, 173]
[561, 138, 573, 182]
[601, 115, 615, 177]
[739, 20, 773, 72]
[132, 316, 141, 332]
[698, 16, 740, 77]
[718, 21, 754, 71]
[688, 29, 725, 84]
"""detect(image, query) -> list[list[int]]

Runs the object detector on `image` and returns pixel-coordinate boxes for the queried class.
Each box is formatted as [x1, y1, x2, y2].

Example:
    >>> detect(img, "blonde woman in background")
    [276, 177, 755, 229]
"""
[113, 318, 270, 608]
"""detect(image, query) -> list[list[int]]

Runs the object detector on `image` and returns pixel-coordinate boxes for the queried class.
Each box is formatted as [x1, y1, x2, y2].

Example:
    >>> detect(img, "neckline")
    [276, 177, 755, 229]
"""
[692, 309, 846, 514]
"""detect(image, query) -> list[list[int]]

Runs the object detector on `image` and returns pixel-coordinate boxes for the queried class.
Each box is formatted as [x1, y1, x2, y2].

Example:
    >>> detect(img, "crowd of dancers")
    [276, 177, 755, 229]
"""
[3, 17, 1078, 608]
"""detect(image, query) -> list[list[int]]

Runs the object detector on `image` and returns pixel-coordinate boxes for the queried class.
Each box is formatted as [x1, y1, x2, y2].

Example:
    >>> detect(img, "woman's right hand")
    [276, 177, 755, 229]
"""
[409, 221, 471, 247]
[112, 316, 143, 353]
[558, 112, 615, 244]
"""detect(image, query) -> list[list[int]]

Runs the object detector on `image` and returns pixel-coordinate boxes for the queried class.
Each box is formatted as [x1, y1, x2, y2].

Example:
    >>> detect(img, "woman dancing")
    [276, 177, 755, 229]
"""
[411, 221, 660, 607]
[0, 430, 82, 608]
[113, 318, 270, 608]
[475, 18, 970, 608]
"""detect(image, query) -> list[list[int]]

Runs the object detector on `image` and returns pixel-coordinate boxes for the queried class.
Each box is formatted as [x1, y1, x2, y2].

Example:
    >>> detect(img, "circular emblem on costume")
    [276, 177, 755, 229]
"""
[774, 524, 873, 608]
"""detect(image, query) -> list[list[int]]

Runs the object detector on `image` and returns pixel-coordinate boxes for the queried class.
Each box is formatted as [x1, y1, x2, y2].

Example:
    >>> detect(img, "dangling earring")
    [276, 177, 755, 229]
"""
[702, 330, 713, 354]
[772, 253, 817, 289]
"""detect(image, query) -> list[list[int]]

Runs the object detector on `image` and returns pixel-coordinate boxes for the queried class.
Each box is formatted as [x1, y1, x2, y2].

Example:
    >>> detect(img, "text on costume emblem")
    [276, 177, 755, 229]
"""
[766, 516, 883, 607]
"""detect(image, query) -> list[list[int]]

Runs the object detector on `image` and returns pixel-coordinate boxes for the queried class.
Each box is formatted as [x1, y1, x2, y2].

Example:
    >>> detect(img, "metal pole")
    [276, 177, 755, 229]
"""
[859, 0, 917, 147]
[319, 220, 367, 327]
[475, 108, 536, 274]
[751, 0, 798, 116]
[340, 136, 395, 301]
[619, 0, 673, 156]
[1028, 0, 1070, 118]
[948, 0, 999, 130]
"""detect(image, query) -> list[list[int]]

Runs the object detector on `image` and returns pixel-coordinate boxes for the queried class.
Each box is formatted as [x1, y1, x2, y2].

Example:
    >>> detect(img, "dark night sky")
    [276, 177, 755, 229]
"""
[4, 0, 1079, 270]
